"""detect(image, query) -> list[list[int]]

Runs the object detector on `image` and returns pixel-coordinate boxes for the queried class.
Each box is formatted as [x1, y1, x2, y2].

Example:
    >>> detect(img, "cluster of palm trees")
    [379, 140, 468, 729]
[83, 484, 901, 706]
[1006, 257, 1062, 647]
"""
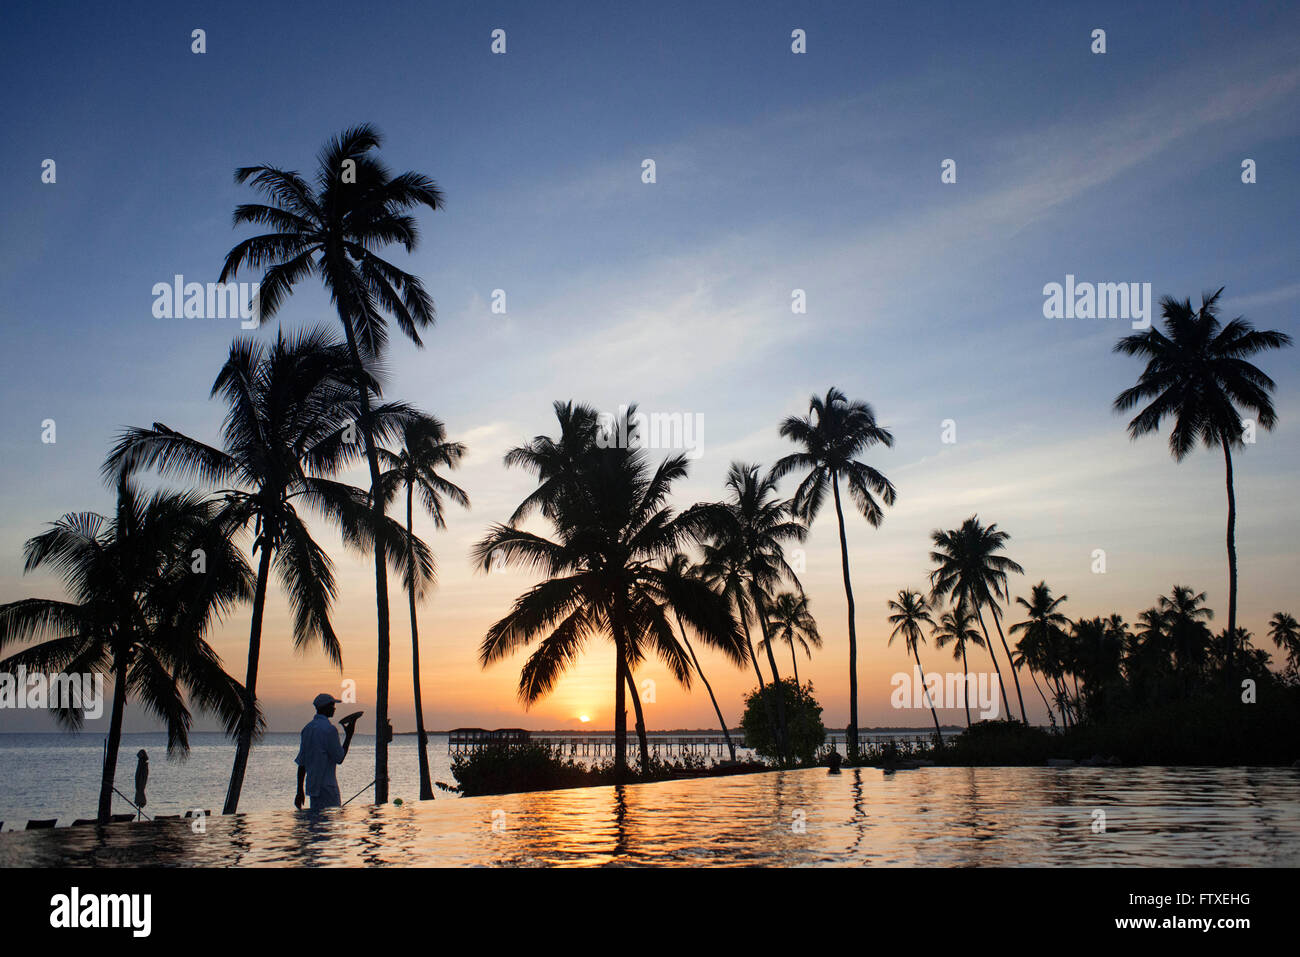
[0, 119, 1293, 817]
[474, 387, 901, 772]
[0, 126, 469, 819]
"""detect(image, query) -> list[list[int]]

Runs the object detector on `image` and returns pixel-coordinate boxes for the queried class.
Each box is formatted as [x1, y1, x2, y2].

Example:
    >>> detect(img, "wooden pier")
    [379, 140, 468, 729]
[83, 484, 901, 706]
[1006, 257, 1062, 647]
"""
[448, 729, 942, 758]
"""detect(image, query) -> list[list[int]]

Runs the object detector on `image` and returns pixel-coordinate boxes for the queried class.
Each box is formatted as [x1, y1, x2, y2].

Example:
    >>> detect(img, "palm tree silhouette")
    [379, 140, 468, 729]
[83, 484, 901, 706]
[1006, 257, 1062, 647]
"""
[220, 124, 445, 803]
[929, 516, 1026, 722]
[932, 601, 986, 727]
[774, 387, 895, 760]
[377, 415, 468, 800]
[0, 479, 252, 821]
[1158, 585, 1215, 692]
[662, 554, 740, 761]
[1113, 288, 1292, 677]
[104, 328, 425, 813]
[764, 591, 821, 685]
[696, 539, 766, 689]
[1010, 582, 1072, 729]
[476, 404, 746, 777]
[886, 589, 942, 747]
[683, 463, 807, 766]
[1268, 612, 1300, 672]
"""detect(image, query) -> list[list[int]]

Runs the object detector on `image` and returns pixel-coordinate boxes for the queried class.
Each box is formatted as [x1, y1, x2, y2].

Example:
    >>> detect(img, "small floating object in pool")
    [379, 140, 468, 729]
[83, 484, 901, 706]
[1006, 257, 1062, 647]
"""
[393, 798, 404, 806]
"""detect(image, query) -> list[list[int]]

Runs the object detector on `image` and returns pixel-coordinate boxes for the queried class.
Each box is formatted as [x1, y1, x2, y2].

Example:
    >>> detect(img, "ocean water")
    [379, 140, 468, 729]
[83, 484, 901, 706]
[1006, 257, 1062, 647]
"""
[0, 732, 466, 825]
[2, 765, 1297, 867]
[0, 731, 762, 826]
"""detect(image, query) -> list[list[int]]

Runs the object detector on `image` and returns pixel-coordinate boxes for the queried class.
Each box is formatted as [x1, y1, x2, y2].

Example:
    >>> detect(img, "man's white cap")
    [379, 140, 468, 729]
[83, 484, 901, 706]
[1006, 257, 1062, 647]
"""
[313, 693, 342, 709]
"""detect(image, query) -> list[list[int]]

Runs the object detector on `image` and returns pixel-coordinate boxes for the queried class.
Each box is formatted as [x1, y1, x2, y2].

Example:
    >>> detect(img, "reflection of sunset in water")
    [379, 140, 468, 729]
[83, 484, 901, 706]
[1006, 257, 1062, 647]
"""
[3, 766, 1297, 867]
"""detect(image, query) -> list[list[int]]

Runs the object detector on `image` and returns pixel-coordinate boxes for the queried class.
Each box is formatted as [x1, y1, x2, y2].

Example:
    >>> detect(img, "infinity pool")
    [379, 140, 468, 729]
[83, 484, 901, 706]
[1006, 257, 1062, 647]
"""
[1, 766, 1297, 867]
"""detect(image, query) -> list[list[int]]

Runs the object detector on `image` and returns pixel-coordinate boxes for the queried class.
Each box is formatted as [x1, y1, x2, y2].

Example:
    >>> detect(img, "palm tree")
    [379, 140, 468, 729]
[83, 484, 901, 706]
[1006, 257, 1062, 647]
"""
[764, 591, 821, 685]
[886, 589, 942, 747]
[1114, 288, 1292, 675]
[931, 602, 986, 727]
[220, 124, 445, 803]
[929, 516, 1026, 722]
[1010, 582, 1072, 728]
[696, 539, 766, 689]
[1158, 585, 1215, 690]
[377, 415, 469, 800]
[1268, 612, 1300, 672]
[0, 480, 252, 821]
[104, 328, 425, 814]
[662, 554, 740, 761]
[476, 404, 746, 777]
[683, 464, 807, 766]
[774, 387, 895, 760]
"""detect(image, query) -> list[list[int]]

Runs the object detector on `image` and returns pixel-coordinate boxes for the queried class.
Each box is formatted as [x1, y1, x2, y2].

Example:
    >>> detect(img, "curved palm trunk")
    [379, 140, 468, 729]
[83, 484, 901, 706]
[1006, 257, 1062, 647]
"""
[830, 476, 861, 761]
[406, 483, 433, 801]
[912, 647, 943, 748]
[97, 649, 129, 823]
[625, 670, 651, 772]
[989, 608, 1027, 723]
[611, 615, 629, 779]
[973, 605, 1012, 720]
[960, 643, 972, 727]
[675, 615, 736, 761]
[223, 537, 274, 814]
[749, 584, 789, 766]
[1028, 667, 1055, 728]
[1222, 438, 1238, 679]
[337, 306, 393, 805]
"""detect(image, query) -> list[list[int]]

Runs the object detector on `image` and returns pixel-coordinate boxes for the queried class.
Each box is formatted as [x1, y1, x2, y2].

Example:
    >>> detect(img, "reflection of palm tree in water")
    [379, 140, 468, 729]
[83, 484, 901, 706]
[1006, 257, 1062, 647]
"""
[846, 768, 869, 855]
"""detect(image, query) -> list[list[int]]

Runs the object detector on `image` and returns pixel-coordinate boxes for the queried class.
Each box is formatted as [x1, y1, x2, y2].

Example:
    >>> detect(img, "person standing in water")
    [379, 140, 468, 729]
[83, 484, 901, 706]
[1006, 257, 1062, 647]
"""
[294, 693, 360, 810]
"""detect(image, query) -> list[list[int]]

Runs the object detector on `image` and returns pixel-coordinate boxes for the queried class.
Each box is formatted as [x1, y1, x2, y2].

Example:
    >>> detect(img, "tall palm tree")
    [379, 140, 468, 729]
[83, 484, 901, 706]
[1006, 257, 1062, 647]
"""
[774, 387, 895, 761]
[1268, 612, 1300, 672]
[1010, 582, 1072, 728]
[0, 480, 252, 821]
[683, 464, 807, 766]
[929, 516, 1026, 722]
[1114, 288, 1292, 676]
[932, 601, 986, 727]
[377, 415, 469, 801]
[104, 328, 425, 814]
[886, 589, 942, 746]
[662, 554, 739, 761]
[220, 124, 445, 803]
[476, 404, 746, 776]
[764, 591, 821, 685]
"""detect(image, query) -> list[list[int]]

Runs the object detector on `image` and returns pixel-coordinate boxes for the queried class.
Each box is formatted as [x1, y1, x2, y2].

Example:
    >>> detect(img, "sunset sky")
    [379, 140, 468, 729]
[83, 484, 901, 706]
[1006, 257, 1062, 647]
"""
[1, 1, 1297, 735]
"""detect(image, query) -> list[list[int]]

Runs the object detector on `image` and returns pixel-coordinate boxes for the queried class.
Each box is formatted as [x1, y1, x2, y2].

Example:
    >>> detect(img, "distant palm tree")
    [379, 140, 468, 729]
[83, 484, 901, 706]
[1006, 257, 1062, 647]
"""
[1114, 288, 1292, 675]
[1268, 612, 1300, 672]
[886, 589, 942, 747]
[220, 124, 445, 803]
[774, 388, 896, 761]
[764, 591, 821, 685]
[683, 464, 807, 766]
[662, 554, 740, 761]
[377, 416, 469, 801]
[477, 404, 747, 777]
[929, 516, 1026, 722]
[0, 480, 252, 821]
[1010, 582, 1072, 728]
[104, 328, 423, 814]
[932, 602, 986, 727]
[1158, 585, 1215, 691]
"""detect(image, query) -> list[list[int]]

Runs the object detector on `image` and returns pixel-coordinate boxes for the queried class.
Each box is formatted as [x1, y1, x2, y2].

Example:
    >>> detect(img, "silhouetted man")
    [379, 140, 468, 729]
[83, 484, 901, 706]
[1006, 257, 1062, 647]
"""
[294, 694, 359, 810]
